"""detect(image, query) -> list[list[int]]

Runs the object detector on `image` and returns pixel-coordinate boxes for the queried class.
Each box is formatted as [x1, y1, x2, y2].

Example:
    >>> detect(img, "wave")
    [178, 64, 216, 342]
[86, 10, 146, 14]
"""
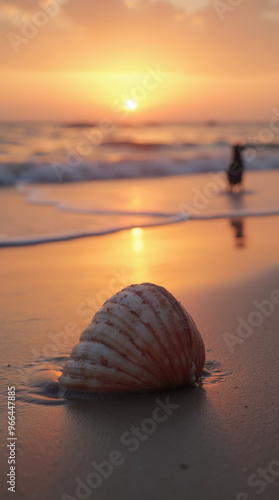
[63, 122, 99, 128]
[100, 141, 171, 149]
[1, 155, 279, 187]
[100, 141, 200, 149]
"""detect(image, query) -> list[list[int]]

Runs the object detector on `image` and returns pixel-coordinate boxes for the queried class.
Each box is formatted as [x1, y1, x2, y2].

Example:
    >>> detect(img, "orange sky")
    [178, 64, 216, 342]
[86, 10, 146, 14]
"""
[0, 0, 279, 122]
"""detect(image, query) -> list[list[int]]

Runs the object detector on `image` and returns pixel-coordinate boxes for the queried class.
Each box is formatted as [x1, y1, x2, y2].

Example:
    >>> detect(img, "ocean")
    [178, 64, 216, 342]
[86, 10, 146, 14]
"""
[1, 121, 279, 185]
[0, 121, 279, 247]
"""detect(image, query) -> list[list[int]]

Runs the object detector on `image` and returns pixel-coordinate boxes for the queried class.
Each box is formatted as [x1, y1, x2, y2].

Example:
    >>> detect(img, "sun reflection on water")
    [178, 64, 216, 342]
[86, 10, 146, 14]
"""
[131, 227, 143, 252]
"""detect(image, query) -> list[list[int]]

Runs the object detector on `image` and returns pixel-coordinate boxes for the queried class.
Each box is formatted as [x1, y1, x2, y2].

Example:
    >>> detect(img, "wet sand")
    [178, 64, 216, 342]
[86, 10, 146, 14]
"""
[0, 216, 279, 500]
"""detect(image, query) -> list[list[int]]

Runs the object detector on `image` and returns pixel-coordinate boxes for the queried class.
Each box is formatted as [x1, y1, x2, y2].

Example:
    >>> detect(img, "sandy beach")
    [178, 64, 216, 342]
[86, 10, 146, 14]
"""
[1, 205, 279, 500]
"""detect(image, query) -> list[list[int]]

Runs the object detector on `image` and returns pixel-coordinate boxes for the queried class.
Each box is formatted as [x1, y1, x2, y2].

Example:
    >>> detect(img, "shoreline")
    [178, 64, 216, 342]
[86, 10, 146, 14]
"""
[1, 169, 279, 248]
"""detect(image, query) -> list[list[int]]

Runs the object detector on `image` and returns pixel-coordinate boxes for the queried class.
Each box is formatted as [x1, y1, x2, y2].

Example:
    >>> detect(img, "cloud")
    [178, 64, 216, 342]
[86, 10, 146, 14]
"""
[152, 0, 211, 13]
[0, 0, 279, 77]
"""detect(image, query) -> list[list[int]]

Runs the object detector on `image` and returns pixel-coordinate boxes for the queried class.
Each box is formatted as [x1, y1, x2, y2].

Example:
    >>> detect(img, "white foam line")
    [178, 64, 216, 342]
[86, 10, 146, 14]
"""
[0, 215, 185, 248]
[1, 207, 279, 248]
[2, 182, 275, 248]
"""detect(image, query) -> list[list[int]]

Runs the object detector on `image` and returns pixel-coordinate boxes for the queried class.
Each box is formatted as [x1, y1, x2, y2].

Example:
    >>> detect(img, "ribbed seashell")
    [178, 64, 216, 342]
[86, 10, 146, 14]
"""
[60, 283, 205, 392]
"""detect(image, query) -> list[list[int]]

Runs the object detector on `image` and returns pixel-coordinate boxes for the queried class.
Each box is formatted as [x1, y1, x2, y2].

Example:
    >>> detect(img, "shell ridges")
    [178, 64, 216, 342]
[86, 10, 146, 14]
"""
[60, 283, 206, 392]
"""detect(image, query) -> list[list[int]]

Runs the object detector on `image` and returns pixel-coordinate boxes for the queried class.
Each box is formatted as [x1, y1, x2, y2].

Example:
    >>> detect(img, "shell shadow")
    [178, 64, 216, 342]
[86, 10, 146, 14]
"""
[56, 381, 246, 500]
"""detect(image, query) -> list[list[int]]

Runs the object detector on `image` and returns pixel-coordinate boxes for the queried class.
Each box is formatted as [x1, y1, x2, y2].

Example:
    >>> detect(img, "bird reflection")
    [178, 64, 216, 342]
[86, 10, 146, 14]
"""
[230, 218, 245, 248]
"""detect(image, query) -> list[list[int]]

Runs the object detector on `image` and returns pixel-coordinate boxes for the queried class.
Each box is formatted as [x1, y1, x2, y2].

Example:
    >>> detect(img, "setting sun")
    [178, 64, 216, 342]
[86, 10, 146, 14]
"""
[125, 99, 138, 111]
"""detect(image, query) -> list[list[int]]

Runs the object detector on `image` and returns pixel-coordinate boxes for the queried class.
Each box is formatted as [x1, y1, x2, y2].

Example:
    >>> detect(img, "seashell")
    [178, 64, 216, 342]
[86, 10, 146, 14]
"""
[60, 283, 205, 392]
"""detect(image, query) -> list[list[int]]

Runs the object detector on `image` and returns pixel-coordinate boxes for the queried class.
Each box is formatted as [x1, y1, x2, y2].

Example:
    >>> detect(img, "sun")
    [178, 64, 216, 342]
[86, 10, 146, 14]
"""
[125, 99, 138, 111]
